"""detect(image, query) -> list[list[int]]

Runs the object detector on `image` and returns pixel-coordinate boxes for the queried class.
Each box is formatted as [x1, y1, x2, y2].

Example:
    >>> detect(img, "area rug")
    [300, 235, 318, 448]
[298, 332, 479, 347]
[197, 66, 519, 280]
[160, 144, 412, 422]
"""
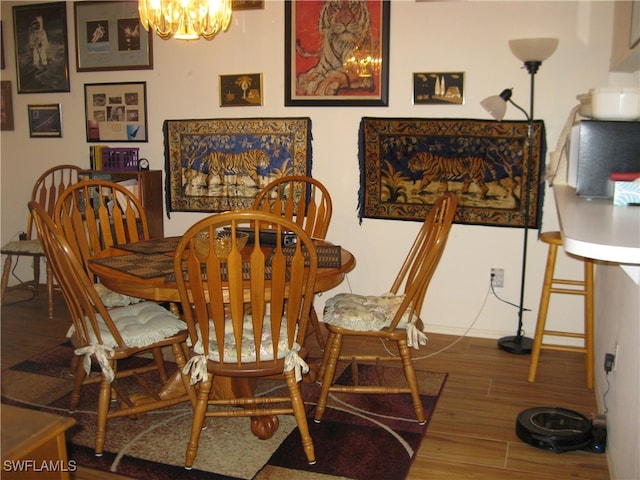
[358, 117, 546, 227]
[2, 342, 446, 480]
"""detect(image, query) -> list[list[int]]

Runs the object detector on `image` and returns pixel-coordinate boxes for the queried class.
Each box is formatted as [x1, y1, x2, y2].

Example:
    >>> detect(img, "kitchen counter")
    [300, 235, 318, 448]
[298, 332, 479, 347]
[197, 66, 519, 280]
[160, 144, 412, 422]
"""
[553, 184, 640, 281]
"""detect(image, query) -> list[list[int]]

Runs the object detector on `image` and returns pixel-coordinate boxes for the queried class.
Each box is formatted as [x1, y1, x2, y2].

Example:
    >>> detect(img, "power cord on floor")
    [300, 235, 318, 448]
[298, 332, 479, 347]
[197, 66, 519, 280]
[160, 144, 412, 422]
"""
[379, 280, 493, 360]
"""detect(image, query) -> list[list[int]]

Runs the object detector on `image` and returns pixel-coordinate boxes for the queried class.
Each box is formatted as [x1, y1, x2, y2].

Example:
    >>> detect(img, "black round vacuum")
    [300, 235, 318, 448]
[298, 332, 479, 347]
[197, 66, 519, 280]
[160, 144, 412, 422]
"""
[516, 407, 593, 452]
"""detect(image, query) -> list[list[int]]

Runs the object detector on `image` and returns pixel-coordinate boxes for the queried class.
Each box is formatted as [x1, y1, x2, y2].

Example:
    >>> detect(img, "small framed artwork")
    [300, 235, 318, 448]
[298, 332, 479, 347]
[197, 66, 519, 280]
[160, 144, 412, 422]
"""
[28, 104, 62, 138]
[1, 81, 14, 131]
[220, 73, 263, 107]
[413, 72, 464, 105]
[84, 82, 148, 142]
[285, 0, 390, 106]
[12, 2, 70, 93]
[74, 1, 153, 72]
[232, 0, 264, 10]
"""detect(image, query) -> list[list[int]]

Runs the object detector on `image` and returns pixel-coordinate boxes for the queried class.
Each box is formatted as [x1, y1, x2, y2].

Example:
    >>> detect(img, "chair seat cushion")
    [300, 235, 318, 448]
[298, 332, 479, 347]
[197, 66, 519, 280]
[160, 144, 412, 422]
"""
[323, 292, 411, 331]
[94, 282, 143, 308]
[68, 301, 187, 348]
[193, 316, 292, 363]
[1, 239, 43, 255]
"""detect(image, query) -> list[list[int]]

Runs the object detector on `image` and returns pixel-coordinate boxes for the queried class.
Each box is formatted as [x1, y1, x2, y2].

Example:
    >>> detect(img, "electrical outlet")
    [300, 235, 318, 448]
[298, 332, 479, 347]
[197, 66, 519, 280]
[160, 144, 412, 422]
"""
[490, 268, 504, 288]
[604, 353, 615, 373]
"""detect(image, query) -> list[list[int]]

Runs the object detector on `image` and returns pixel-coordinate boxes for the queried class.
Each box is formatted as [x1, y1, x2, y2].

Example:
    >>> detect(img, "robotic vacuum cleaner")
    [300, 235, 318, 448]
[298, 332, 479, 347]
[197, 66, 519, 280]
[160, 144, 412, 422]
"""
[516, 407, 593, 452]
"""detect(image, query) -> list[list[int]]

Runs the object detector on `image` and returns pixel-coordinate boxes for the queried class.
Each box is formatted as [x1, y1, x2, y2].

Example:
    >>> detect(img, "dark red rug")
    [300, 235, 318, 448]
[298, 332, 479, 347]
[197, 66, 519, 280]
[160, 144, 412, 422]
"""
[2, 342, 446, 480]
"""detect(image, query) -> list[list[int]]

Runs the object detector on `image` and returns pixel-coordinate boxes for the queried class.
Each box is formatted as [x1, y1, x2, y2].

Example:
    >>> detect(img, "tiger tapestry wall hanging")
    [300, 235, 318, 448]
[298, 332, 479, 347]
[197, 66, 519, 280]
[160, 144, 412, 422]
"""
[358, 117, 546, 228]
[164, 117, 312, 214]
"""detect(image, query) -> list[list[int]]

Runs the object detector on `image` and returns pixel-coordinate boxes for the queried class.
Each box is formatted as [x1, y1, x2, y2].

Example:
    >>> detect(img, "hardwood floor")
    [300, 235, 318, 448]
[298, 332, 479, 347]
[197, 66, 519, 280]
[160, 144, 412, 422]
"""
[1, 290, 610, 480]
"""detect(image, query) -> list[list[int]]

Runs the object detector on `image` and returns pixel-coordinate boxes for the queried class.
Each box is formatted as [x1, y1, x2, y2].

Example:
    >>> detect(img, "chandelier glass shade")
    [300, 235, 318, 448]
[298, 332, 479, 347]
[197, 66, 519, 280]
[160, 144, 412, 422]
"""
[138, 0, 232, 40]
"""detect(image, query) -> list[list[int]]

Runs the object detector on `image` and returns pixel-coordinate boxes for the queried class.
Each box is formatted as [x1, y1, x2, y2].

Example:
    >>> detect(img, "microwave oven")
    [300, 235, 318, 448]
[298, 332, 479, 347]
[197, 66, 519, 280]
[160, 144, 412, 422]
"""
[567, 120, 640, 199]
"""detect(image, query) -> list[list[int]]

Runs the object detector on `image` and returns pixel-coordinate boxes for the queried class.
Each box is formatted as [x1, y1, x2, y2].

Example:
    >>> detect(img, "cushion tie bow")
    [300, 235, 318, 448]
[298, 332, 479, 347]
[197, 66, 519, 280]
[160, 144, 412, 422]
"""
[74, 344, 116, 383]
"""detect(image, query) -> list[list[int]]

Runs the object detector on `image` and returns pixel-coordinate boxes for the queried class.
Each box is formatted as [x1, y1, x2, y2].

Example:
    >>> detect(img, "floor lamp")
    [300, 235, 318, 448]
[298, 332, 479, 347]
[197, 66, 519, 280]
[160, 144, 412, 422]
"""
[481, 38, 559, 354]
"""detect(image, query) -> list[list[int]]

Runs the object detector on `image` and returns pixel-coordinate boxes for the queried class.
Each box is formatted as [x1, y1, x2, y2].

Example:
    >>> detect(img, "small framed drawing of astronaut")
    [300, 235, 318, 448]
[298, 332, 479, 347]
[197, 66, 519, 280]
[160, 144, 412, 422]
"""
[12, 2, 70, 94]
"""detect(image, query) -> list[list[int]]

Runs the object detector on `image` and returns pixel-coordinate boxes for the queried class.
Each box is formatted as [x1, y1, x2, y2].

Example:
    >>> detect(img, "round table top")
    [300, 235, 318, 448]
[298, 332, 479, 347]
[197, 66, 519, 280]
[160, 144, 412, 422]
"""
[89, 238, 356, 304]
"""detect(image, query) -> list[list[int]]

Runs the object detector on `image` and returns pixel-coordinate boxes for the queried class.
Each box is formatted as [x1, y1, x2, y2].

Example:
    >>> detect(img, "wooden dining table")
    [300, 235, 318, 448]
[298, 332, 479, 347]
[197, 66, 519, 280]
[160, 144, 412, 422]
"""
[88, 236, 356, 439]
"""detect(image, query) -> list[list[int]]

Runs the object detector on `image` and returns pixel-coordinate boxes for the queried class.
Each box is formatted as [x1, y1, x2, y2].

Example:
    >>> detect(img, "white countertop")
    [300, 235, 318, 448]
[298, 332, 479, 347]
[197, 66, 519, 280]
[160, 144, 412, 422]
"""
[553, 185, 640, 265]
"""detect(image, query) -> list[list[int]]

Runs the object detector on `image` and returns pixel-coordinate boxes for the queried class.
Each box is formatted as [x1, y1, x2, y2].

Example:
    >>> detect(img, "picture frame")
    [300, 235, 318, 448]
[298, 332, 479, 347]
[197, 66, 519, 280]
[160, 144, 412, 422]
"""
[358, 117, 546, 228]
[12, 2, 70, 93]
[220, 73, 263, 107]
[413, 72, 464, 105]
[74, 1, 153, 72]
[232, 0, 264, 10]
[285, 0, 390, 106]
[28, 104, 62, 138]
[164, 117, 312, 213]
[84, 82, 148, 143]
[1, 81, 14, 131]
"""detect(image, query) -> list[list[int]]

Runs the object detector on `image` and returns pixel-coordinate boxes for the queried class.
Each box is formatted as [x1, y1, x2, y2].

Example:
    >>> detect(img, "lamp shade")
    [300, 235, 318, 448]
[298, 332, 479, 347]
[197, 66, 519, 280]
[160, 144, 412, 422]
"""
[480, 88, 513, 121]
[509, 38, 559, 63]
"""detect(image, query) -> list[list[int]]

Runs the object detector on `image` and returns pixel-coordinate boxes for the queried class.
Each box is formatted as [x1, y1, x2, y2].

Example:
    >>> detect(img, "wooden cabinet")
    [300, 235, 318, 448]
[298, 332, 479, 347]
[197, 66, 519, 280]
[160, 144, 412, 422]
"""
[80, 170, 164, 239]
[1, 405, 76, 480]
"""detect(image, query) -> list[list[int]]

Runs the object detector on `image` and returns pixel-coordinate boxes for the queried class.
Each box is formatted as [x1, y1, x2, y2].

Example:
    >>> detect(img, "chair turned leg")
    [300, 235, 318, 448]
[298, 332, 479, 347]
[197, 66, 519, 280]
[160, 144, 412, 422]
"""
[95, 374, 112, 456]
[528, 242, 558, 383]
[314, 332, 342, 423]
[584, 258, 595, 389]
[1, 254, 13, 304]
[398, 340, 425, 424]
[45, 260, 54, 318]
[285, 369, 316, 464]
[185, 375, 212, 469]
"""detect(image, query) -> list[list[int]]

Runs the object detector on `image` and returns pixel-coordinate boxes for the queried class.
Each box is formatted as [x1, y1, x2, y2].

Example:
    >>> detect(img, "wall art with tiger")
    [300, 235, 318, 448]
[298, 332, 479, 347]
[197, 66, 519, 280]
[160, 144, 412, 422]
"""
[165, 118, 312, 213]
[359, 117, 546, 228]
[286, 0, 389, 105]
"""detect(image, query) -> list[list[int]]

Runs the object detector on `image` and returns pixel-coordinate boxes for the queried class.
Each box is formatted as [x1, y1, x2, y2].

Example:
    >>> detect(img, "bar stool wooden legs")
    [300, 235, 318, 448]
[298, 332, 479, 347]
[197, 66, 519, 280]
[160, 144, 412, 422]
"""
[528, 231, 595, 389]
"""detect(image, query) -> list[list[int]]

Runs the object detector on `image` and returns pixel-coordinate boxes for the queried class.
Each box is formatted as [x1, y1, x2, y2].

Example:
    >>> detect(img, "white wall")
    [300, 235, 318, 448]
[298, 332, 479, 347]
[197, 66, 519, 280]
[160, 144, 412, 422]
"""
[2, 1, 639, 478]
[4, 0, 631, 340]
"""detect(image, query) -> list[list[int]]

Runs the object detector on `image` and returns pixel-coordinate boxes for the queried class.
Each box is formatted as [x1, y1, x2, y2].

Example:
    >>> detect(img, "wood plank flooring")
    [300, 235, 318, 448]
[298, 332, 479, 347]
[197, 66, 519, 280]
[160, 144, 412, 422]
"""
[1, 290, 610, 480]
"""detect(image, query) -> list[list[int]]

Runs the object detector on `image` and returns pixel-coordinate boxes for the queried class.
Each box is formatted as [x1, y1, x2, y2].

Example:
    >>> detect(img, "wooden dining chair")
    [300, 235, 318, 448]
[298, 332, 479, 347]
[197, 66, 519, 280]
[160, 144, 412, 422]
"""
[314, 192, 457, 425]
[54, 179, 170, 381]
[29, 201, 195, 457]
[1, 164, 80, 318]
[174, 210, 319, 468]
[54, 179, 150, 278]
[253, 175, 333, 348]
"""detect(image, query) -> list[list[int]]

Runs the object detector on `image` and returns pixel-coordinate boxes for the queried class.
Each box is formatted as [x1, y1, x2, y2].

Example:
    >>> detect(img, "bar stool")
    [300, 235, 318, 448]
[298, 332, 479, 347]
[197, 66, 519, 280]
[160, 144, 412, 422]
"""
[528, 231, 595, 389]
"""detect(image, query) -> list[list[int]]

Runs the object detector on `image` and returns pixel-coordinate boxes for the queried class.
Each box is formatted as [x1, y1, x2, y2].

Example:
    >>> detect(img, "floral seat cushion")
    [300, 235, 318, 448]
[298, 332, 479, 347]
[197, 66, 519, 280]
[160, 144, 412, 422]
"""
[323, 292, 412, 331]
[192, 316, 294, 363]
[94, 282, 143, 308]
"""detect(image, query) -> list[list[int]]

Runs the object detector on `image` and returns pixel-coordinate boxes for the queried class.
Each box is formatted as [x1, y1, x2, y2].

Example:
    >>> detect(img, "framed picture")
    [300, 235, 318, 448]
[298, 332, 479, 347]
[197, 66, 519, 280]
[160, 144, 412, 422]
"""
[164, 117, 312, 213]
[220, 73, 263, 107]
[232, 0, 264, 10]
[285, 0, 390, 106]
[12, 2, 70, 93]
[1, 81, 14, 131]
[84, 82, 148, 143]
[74, 1, 153, 72]
[413, 72, 464, 105]
[358, 117, 546, 228]
[28, 104, 62, 138]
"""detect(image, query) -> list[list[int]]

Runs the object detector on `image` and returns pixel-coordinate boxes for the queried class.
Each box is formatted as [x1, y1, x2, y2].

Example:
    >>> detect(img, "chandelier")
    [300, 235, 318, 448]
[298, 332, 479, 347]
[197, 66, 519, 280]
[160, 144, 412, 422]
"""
[138, 0, 232, 40]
